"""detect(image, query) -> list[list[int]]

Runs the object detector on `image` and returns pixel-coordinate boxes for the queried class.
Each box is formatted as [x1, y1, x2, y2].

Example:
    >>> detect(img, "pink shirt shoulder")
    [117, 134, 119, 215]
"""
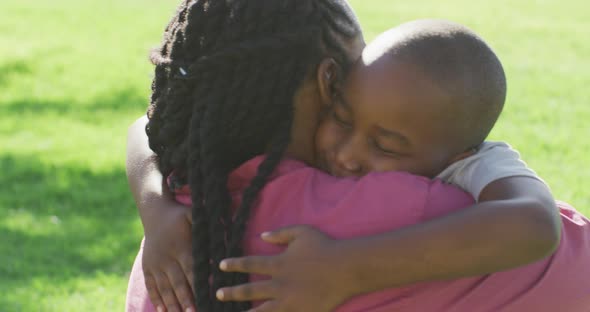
[226, 156, 474, 244]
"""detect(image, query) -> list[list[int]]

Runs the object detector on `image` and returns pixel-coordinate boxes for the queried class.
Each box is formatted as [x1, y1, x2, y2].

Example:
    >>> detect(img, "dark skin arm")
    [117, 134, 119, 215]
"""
[218, 177, 562, 311]
[343, 177, 560, 295]
[126, 116, 196, 312]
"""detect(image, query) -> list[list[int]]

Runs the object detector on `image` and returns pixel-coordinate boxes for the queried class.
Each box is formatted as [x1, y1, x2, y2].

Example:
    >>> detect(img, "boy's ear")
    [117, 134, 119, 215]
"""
[316, 58, 339, 108]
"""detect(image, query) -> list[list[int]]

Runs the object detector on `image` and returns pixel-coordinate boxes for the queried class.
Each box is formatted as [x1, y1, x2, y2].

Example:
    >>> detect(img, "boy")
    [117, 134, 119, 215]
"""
[216, 20, 569, 310]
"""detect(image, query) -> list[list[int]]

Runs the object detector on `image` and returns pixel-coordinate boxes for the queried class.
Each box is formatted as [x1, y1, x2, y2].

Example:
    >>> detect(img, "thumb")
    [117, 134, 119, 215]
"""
[261, 225, 311, 245]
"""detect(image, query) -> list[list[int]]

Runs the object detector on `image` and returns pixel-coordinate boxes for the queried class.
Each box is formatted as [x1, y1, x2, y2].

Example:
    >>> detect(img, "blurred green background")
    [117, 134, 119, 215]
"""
[1, 0, 588, 310]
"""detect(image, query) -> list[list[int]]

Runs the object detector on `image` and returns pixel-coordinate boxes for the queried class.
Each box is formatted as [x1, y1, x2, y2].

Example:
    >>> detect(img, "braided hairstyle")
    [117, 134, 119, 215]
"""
[145, 1, 361, 311]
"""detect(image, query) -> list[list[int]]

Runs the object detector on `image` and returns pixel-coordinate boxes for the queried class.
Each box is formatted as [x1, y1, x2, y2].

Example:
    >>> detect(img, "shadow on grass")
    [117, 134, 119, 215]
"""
[2, 88, 148, 116]
[0, 154, 143, 305]
[0, 60, 32, 87]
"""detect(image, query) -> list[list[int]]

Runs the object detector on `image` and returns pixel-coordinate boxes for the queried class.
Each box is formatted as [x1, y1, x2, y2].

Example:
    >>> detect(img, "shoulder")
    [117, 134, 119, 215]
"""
[437, 140, 541, 199]
[278, 168, 470, 209]
[477, 141, 521, 157]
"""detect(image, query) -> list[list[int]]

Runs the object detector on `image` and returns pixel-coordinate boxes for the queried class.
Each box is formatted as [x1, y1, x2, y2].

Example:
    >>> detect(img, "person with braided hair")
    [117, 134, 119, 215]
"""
[127, 0, 364, 311]
[125, 2, 590, 312]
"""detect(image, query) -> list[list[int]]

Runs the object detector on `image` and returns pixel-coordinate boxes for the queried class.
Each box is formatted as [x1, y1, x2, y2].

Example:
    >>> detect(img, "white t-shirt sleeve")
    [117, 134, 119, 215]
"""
[436, 141, 544, 200]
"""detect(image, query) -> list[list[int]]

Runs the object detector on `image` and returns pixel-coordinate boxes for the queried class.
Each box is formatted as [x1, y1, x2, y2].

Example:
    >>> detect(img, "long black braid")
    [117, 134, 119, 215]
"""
[145, 1, 361, 311]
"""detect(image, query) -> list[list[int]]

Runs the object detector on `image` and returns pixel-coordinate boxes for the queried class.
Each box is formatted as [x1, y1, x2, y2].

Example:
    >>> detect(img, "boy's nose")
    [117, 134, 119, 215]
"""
[333, 138, 364, 177]
[341, 159, 362, 173]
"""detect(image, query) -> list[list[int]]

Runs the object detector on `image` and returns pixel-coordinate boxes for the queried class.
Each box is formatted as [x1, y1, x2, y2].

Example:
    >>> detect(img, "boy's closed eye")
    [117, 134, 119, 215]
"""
[329, 107, 406, 159]
[330, 109, 353, 129]
[370, 137, 404, 158]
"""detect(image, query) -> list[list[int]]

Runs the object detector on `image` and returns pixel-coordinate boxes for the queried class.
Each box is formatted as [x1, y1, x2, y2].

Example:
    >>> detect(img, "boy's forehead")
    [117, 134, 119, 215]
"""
[347, 58, 424, 99]
[344, 58, 454, 122]
[360, 28, 401, 65]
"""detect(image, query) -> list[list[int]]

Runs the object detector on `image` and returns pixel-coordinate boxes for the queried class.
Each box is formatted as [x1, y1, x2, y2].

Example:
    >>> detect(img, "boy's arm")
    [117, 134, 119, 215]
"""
[217, 176, 561, 310]
[339, 176, 560, 296]
[127, 116, 196, 312]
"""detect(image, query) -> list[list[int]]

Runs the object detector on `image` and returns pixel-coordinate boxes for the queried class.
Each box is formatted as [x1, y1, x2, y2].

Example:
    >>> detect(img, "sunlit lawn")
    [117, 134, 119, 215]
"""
[1, 0, 588, 310]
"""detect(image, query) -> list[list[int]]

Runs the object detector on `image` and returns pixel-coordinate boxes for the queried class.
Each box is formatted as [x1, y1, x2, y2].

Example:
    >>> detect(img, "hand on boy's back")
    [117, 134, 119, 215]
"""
[142, 204, 195, 312]
[217, 225, 356, 312]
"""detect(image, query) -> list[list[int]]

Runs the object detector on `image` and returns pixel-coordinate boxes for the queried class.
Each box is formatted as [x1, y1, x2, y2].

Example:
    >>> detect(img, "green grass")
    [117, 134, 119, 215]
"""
[1, 0, 588, 310]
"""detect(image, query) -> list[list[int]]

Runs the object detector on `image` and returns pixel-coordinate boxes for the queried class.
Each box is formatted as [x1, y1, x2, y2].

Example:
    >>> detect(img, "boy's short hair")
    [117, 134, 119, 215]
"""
[368, 19, 506, 150]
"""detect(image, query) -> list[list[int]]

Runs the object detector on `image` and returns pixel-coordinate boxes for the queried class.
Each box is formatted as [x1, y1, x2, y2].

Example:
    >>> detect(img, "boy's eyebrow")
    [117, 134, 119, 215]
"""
[376, 126, 411, 146]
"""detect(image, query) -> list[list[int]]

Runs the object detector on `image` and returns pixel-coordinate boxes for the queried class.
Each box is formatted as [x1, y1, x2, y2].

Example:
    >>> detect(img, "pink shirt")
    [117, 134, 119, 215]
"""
[127, 156, 590, 311]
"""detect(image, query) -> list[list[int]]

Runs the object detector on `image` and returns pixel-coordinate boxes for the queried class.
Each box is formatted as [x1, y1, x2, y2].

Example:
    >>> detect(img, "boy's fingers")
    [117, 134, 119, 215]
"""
[220, 256, 276, 275]
[154, 271, 182, 312]
[216, 280, 277, 302]
[166, 265, 195, 312]
[144, 273, 166, 312]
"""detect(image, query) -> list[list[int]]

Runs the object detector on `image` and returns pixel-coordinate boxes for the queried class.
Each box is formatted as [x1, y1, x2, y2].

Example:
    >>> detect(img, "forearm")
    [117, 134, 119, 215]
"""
[340, 198, 560, 297]
[129, 159, 171, 233]
[126, 116, 181, 233]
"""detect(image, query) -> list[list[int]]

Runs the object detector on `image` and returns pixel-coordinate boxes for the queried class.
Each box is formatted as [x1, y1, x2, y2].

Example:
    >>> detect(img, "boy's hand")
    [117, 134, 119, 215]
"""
[217, 225, 354, 312]
[142, 204, 195, 312]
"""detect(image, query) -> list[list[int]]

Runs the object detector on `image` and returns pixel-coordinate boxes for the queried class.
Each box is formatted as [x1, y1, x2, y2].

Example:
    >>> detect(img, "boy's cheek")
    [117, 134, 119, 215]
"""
[314, 120, 340, 153]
